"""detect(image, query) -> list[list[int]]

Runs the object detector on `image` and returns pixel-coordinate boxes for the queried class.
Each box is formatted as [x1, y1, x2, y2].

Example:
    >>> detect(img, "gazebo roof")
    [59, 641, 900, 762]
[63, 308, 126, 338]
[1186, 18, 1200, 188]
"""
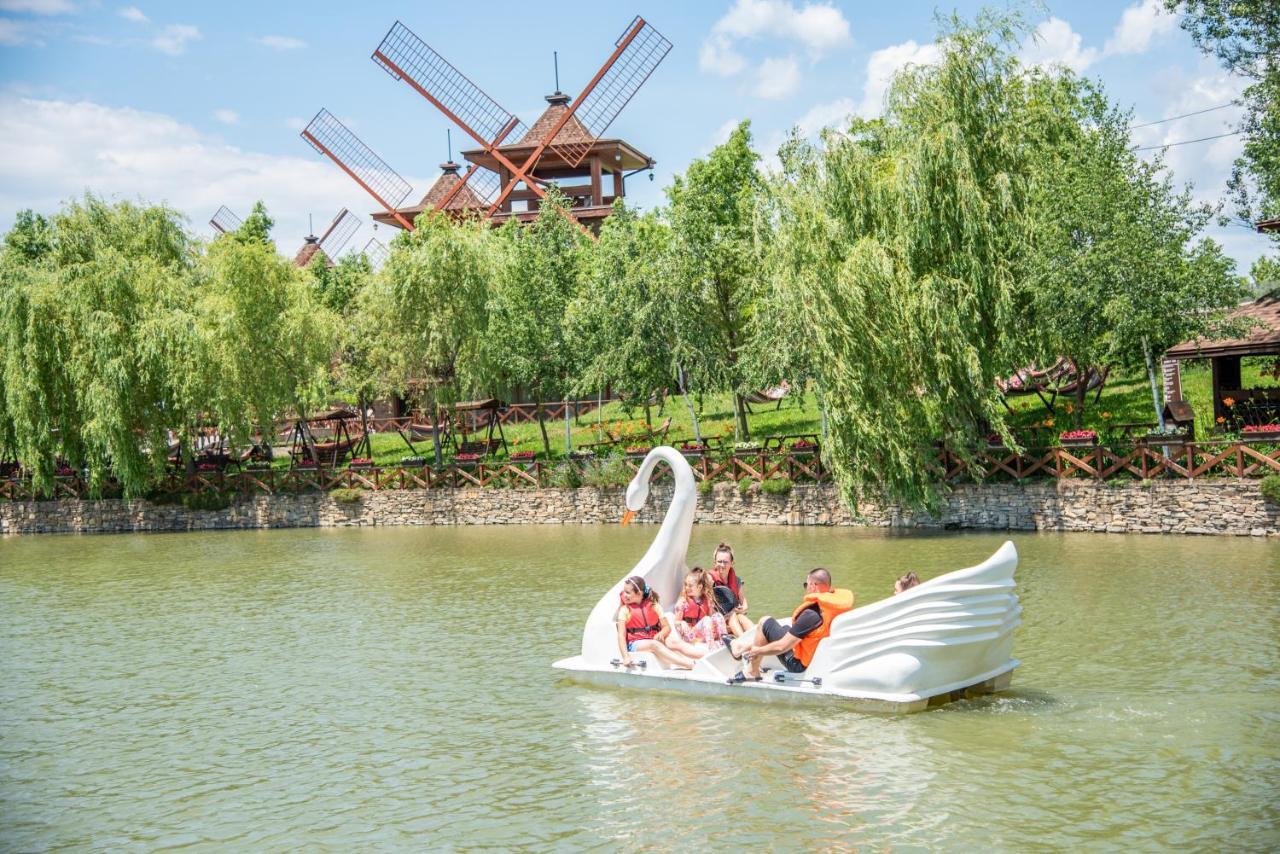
[293, 239, 327, 268]
[1256, 217, 1280, 233]
[515, 94, 595, 147]
[1165, 291, 1280, 360]
[372, 162, 488, 229]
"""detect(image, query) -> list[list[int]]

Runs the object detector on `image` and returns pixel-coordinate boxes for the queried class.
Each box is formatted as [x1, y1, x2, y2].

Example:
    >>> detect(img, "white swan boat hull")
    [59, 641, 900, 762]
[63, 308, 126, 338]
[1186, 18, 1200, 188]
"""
[554, 447, 1022, 713]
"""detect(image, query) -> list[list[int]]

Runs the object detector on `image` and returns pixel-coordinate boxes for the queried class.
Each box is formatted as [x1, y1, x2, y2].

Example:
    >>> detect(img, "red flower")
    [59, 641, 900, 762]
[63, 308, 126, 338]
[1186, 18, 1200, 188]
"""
[510, 451, 536, 460]
[455, 453, 482, 461]
[1242, 424, 1280, 433]
[1059, 429, 1097, 441]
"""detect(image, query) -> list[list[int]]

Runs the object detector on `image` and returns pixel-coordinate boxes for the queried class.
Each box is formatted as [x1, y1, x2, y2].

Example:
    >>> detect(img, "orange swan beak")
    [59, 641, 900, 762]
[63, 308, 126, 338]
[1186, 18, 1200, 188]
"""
[620, 509, 636, 527]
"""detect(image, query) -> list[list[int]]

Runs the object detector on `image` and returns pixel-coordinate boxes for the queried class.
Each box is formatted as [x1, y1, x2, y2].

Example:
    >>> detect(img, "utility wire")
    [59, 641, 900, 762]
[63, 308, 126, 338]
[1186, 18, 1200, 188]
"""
[1127, 101, 1238, 130]
[1132, 129, 1243, 151]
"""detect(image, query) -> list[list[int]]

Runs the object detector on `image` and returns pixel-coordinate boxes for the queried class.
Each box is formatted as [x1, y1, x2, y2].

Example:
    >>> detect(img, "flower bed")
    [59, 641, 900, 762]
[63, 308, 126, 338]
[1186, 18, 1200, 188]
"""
[510, 451, 537, 462]
[454, 453, 482, 463]
[348, 457, 374, 468]
[791, 439, 818, 452]
[625, 446, 652, 457]
[1059, 429, 1098, 447]
[1241, 424, 1280, 440]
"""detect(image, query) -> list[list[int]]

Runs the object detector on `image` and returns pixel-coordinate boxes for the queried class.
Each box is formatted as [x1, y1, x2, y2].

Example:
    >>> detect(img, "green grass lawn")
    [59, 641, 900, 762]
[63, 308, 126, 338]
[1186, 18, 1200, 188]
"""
[267, 357, 1278, 469]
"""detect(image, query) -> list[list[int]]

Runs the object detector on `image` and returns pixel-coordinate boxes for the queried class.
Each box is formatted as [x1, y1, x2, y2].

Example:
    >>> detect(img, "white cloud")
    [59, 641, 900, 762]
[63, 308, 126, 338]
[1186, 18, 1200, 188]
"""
[213, 108, 238, 125]
[1104, 0, 1177, 56]
[151, 23, 199, 56]
[712, 0, 851, 59]
[0, 0, 74, 14]
[257, 34, 306, 51]
[116, 5, 146, 23]
[753, 56, 801, 100]
[1020, 18, 1099, 73]
[283, 116, 306, 132]
[794, 97, 856, 137]
[699, 34, 746, 76]
[858, 40, 941, 117]
[0, 17, 31, 44]
[0, 96, 421, 259]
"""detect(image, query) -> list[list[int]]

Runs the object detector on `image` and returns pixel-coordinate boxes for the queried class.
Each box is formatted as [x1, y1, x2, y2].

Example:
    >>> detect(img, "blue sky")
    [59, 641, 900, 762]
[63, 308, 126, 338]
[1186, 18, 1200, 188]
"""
[0, 0, 1266, 271]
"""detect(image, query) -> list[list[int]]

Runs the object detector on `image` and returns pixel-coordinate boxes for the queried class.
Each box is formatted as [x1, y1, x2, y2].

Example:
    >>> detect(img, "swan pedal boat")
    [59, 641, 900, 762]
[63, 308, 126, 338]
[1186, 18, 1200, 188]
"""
[552, 446, 1022, 713]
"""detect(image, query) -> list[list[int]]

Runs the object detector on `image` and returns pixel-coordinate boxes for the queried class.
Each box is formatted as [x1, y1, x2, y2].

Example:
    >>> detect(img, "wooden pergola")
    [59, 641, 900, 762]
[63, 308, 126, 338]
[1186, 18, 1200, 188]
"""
[1164, 293, 1280, 428]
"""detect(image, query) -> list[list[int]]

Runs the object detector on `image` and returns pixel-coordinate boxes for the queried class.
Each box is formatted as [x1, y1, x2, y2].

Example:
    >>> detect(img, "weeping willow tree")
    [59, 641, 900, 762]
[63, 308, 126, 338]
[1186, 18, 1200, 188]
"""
[568, 202, 678, 429]
[0, 195, 336, 497]
[364, 211, 499, 466]
[767, 15, 1037, 510]
[0, 196, 199, 496]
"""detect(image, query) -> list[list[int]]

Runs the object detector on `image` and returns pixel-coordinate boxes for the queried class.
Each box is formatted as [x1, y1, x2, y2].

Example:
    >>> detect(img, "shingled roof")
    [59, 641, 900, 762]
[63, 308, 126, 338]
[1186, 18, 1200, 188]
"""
[421, 162, 487, 210]
[514, 93, 595, 147]
[1165, 291, 1280, 359]
[293, 238, 326, 268]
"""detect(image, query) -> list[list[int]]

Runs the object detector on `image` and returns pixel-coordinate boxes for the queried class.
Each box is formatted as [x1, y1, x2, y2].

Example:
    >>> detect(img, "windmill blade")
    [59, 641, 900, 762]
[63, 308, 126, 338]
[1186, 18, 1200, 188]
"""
[300, 109, 415, 230]
[363, 238, 389, 270]
[372, 21, 529, 149]
[209, 205, 242, 234]
[318, 208, 362, 259]
[550, 17, 671, 168]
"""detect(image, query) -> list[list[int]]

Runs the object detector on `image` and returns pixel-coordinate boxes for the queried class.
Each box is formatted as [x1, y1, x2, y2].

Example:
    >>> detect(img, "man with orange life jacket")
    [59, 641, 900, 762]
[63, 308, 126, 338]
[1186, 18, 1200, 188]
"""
[727, 567, 854, 681]
[615, 575, 695, 670]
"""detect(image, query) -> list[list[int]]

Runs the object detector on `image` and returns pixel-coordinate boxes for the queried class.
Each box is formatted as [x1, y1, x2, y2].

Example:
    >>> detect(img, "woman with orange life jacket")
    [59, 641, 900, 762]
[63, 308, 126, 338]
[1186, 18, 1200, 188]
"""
[663, 568, 729, 660]
[726, 567, 855, 682]
[615, 575, 695, 670]
[709, 542, 754, 637]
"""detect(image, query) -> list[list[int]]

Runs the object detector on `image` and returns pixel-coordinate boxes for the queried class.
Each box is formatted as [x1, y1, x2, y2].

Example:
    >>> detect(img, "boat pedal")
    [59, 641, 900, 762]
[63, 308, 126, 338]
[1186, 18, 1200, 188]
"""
[610, 658, 647, 669]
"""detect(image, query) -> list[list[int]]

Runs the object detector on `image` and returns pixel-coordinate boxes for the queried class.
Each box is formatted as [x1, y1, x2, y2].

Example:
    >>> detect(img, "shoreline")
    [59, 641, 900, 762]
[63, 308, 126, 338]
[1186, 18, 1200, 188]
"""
[2, 480, 1274, 537]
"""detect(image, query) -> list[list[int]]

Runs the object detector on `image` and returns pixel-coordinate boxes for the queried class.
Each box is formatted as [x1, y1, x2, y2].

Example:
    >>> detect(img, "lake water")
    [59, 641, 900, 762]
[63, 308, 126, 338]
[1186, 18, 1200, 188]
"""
[1, 526, 1277, 850]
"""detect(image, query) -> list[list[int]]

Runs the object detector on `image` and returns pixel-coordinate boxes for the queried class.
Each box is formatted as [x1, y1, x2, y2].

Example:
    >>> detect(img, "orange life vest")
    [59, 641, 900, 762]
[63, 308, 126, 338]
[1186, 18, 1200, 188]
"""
[679, 596, 713, 625]
[791, 588, 855, 667]
[623, 600, 663, 642]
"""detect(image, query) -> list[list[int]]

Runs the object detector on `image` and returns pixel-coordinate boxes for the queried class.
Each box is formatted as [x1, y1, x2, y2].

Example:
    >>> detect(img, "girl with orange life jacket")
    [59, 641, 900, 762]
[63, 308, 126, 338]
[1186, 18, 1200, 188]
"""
[615, 575, 695, 670]
[709, 542, 754, 636]
[663, 568, 729, 660]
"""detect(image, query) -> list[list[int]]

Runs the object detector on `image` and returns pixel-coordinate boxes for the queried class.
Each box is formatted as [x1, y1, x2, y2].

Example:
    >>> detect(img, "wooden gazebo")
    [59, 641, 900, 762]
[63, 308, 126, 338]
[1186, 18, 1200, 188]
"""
[1164, 293, 1280, 428]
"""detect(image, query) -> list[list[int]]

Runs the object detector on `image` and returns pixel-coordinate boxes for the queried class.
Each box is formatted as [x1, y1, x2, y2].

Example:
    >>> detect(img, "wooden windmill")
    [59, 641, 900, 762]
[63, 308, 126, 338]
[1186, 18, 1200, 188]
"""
[209, 205, 243, 235]
[303, 15, 670, 235]
[292, 208, 362, 268]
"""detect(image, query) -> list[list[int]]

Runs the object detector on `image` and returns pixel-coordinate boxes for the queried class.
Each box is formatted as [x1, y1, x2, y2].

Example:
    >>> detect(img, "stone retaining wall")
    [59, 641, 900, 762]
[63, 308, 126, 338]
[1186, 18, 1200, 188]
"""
[1, 480, 1275, 536]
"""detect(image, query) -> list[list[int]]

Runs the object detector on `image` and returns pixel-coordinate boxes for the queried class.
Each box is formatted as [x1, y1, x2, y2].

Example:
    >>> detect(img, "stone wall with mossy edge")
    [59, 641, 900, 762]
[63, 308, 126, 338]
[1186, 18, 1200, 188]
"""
[2, 479, 1276, 536]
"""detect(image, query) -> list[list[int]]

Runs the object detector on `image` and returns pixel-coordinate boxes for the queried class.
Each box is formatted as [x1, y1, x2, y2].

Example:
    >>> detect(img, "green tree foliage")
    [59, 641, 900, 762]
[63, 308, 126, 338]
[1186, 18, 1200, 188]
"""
[666, 121, 768, 440]
[487, 189, 587, 456]
[0, 195, 335, 497]
[1249, 255, 1280, 296]
[568, 202, 676, 413]
[365, 212, 497, 464]
[1165, 0, 1280, 228]
[308, 250, 371, 315]
[1022, 73, 1242, 425]
[235, 200, 275, 245]
[767, 17, 1032, 510]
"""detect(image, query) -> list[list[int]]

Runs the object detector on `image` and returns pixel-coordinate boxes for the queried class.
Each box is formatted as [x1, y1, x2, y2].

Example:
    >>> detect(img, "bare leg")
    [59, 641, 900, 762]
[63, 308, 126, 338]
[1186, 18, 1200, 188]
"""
[635, 639, 694, 669]
[664, 632, 705, 659]
[729, 612, 754, 635]
[745, 618, 771, 679]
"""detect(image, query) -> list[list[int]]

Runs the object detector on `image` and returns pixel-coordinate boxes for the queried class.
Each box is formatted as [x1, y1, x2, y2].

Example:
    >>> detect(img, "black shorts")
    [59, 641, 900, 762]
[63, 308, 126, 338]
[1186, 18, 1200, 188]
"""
[759, 617, 807, 673]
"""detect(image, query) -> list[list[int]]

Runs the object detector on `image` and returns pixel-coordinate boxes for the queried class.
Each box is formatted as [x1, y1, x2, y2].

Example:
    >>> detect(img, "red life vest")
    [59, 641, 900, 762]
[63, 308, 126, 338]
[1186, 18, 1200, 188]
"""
[679, 596, 713, 625]
[623, 599, 663, 642]
[710, 567, 741, 598]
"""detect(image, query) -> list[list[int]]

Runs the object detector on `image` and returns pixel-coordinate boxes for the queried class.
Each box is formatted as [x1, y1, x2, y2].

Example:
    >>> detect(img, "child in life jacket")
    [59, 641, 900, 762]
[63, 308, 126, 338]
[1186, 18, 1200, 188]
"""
[616, 575, 694, 670]
[709, 542, 754, 636]
[663, 567, 729, 660]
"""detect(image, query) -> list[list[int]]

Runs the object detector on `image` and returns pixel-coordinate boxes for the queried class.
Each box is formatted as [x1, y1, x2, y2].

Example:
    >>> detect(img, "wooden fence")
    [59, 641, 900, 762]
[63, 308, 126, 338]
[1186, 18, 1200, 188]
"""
[3, 441, 1279, 501]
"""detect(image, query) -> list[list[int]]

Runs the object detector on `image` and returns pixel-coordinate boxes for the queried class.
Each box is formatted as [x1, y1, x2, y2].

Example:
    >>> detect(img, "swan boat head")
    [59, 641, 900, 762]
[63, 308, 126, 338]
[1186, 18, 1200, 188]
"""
[579, 446, 698, 665]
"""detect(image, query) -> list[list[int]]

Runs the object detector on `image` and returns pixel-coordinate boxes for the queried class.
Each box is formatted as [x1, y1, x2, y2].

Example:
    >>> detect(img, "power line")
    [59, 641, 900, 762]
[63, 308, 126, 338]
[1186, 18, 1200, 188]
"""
[1132, 130, 1243, 151]
[1127, 101, 1238, 130]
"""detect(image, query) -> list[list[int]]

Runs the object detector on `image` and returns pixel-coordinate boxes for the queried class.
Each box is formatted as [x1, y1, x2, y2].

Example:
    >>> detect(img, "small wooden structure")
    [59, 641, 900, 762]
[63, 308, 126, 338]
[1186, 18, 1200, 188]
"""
[1164, 292, 1280, 428]
[451, 399, 509, 456]
[289, 407, 363, 468]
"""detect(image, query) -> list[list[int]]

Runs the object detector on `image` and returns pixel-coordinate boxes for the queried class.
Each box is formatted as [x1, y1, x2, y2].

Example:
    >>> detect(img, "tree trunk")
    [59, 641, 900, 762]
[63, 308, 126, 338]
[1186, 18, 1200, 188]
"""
[679, 367, 701, 443]
[1143, 337, 1165, 430]
[356, 393, 372, 460]
[1074, 377, 1086, 428]
[816, 377, 828, 441]
[597, 389, 604, 442]
[564, 395, 572, 456]
[537, 400, 552, 457]
[734, 393, 750, 441]
[430, 393, 443, 468]
[644, 399, 652, 428]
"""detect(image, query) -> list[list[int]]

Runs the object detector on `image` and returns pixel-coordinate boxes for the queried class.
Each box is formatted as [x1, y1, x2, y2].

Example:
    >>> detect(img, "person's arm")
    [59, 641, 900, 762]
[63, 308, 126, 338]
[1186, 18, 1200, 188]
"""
[656, 610, 673, 643]
[615, 607, 632, 664]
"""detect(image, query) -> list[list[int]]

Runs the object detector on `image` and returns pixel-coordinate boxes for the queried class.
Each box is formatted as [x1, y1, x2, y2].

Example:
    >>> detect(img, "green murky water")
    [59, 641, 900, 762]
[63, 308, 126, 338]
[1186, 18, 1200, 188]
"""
[1, 526, 1277, 850]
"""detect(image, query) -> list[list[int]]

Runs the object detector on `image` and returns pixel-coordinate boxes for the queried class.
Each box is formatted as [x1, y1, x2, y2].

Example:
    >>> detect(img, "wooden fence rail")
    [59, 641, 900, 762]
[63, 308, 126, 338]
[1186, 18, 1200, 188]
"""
[3, 441, 1278, 501]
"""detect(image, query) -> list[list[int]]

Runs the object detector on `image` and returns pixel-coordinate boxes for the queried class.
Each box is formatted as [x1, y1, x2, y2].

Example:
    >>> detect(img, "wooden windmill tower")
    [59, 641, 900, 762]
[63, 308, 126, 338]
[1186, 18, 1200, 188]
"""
[292, 208, 362, 268]
[301, 15, 670, 235]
